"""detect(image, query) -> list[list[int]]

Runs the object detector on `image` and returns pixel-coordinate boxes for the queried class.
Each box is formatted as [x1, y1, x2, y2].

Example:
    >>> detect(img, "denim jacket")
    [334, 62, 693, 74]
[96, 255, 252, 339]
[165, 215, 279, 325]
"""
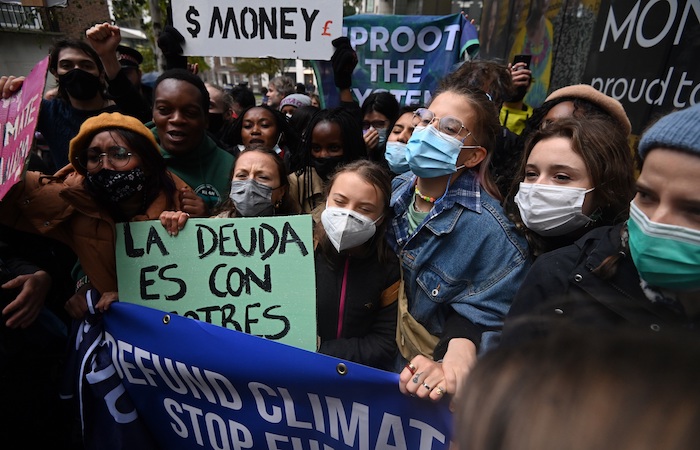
[387, 170, 531, 351]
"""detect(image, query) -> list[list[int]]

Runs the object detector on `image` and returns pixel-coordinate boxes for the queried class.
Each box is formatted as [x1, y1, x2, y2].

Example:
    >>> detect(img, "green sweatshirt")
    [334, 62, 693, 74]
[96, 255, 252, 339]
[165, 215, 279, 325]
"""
[148, 122, 235, 209]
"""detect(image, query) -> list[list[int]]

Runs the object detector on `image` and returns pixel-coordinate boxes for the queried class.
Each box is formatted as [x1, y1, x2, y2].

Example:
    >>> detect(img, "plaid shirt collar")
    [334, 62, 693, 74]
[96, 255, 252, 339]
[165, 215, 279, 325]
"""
[391, 170, 482, 246]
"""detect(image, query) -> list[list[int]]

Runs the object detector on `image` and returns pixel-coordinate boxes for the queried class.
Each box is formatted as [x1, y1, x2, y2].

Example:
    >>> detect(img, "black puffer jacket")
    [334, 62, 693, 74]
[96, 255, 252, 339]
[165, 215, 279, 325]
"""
[501, 224, 699, 346]
[316, 246, 400, 371]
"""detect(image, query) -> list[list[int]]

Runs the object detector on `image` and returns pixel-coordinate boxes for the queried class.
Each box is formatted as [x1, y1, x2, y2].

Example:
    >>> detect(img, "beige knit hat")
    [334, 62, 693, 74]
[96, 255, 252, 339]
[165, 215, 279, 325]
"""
[69, 112, 160, 175]
[545, 85, 632, 136]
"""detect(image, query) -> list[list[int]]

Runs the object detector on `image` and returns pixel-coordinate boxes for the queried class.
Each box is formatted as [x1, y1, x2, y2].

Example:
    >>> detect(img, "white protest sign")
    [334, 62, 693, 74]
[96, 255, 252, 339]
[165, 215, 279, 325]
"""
[172, 0, 343, 60]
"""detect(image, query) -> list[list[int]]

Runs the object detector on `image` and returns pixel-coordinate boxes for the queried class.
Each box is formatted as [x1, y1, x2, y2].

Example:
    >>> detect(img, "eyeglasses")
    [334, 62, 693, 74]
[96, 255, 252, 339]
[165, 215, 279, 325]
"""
[76, 146, 133, 170]
[411, 108, 477, 144]
[362, 120, 389, 130]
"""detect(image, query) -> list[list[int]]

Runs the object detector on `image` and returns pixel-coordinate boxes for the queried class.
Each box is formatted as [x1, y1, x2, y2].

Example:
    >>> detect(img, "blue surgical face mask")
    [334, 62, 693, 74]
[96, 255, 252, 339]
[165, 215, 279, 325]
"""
[405, 126, 477, 178]
[385, 141, 411, 174]
[627, 201, 700, 291]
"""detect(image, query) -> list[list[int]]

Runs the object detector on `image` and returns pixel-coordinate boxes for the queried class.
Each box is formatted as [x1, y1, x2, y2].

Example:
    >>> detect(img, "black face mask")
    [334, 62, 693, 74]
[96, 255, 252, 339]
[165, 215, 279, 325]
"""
[312, 156, 344, 180]
[208, 113, 225, 134]
[86, 168, 146, 204]
[58, 69, 102, 101]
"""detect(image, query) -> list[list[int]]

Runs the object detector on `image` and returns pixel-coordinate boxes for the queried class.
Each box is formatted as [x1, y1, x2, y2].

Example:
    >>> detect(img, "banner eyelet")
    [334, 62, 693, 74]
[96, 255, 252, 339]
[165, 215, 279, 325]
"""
[336, 363, 348, 375]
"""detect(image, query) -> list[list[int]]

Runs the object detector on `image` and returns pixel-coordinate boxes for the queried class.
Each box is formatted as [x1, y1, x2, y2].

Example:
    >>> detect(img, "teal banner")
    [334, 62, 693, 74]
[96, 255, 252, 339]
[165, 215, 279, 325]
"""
[315, 14, 479, 108]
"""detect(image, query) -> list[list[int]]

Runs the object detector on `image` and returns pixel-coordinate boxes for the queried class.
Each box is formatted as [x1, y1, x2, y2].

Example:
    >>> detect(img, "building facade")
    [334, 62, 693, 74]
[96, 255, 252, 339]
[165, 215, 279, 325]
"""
[1, 0, 110, 76]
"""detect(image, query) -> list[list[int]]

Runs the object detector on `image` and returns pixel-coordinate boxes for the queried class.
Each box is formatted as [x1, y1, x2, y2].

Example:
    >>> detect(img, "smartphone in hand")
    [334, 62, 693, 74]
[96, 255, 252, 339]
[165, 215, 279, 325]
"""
[512, 54, 532, 70]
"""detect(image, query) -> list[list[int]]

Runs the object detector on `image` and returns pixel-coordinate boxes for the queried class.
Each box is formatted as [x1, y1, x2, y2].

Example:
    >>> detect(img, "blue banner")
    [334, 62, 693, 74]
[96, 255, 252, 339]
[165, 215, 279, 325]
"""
[315, 14, 479, 108]
[72, 303, 453, 449]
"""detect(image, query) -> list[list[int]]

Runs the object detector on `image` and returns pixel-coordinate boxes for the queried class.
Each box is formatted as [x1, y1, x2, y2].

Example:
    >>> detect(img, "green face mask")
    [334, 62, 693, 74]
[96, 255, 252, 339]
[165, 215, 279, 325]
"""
[628, 202, 700, 291]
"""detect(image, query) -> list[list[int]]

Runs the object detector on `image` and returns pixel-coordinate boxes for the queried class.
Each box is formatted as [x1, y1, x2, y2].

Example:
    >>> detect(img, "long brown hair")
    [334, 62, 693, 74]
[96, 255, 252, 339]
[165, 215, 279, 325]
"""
[505, 117, 635, 256]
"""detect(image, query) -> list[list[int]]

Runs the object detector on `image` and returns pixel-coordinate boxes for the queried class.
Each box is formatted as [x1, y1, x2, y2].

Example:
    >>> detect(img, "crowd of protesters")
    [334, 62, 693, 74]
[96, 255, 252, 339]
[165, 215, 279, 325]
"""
[1, 15, 699, 450]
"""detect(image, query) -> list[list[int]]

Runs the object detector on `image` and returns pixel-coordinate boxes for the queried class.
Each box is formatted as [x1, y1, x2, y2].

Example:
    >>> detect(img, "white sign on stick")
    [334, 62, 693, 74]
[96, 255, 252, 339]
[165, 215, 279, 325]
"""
[172, 0, 343, 60]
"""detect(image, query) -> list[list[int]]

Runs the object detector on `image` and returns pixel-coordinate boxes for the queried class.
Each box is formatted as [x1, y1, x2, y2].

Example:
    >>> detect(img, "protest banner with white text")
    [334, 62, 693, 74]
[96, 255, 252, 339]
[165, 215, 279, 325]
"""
[583, 0, 700, 134]
[314, 14, 478, 108]
[0, 56, 48, 201]
[72, 302, 453, 450]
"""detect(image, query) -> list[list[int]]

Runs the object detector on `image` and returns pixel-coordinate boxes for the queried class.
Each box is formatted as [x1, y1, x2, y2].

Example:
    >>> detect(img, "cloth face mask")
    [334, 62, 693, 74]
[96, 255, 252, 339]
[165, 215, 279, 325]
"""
[58, 69, 102, 100]
[86, 167, 145, 203]
[514, 182, 594, 236]
[312, 156, 344, 180]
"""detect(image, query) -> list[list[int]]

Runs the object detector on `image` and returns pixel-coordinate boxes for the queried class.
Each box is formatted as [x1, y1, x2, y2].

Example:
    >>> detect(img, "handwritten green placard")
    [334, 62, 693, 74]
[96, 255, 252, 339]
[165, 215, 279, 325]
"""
[115, 215, 316, 351]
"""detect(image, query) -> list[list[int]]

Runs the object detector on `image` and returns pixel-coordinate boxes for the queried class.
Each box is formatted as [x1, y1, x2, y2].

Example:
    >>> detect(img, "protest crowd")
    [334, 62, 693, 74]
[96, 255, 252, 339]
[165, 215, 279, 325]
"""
[1, 4, 699, 450]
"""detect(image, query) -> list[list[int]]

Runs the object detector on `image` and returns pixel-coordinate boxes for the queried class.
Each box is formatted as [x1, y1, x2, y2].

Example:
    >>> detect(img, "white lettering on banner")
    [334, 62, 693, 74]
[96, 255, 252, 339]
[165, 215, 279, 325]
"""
[107, 333, 446, 448]
[164, 399, 255, 449]
[353, 88, 433, 107]
[326, 397, 369, 448]
[2, 93, 37, 146]
[364, 59, 425, 83]
[1, 92, 38, 185]
[265, 434, 335, 450]
[106, 332, 244, 410]
[600, 0, 700, 51]
[591, 66, 699, 107]
[344, 24, 460, 54]
[0, 135, 30, 184]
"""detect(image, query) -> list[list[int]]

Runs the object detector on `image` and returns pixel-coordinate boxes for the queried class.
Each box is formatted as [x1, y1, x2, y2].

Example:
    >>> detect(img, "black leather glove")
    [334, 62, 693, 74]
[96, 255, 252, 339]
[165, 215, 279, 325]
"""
[331, 37, 358, 89]
[157, 25, 188, 70]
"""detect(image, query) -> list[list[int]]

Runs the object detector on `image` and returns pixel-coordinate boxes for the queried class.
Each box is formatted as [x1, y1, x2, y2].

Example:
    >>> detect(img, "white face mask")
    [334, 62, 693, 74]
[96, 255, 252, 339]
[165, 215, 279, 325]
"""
[321, 206, 381, 252]
[514, 182, 594, 236]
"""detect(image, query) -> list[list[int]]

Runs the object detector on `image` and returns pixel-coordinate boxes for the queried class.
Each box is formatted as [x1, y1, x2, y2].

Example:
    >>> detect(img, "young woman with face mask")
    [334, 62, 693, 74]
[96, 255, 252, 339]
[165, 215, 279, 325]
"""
[502, 104, 700, 347]
[288, 108, 366, 221]
[159, 146, 301, 235]
[361, 92, 400, 164]
[315, 160, 400, 370]
[384, 104, 421, 176]
[389, 80, 531, 403]
[506, 118, 635, 257]
[0, 112, 188, 320]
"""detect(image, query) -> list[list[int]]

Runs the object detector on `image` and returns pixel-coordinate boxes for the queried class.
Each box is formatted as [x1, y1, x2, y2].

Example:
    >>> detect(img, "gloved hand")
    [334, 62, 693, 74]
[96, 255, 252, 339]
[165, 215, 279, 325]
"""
[157, 25, 188, 70]
[331, 37, 358, 89]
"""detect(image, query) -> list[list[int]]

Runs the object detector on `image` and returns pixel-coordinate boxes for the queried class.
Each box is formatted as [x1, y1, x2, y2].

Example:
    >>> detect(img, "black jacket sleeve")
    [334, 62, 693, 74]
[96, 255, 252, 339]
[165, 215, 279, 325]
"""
[107, 70, 152, 123]
[433, 310, 489, 360]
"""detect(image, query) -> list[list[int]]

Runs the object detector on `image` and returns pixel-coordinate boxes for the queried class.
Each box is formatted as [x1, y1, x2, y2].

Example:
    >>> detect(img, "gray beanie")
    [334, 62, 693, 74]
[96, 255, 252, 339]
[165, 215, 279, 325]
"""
[638, 104, 700, 160]
[279, 94, 311, 109]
